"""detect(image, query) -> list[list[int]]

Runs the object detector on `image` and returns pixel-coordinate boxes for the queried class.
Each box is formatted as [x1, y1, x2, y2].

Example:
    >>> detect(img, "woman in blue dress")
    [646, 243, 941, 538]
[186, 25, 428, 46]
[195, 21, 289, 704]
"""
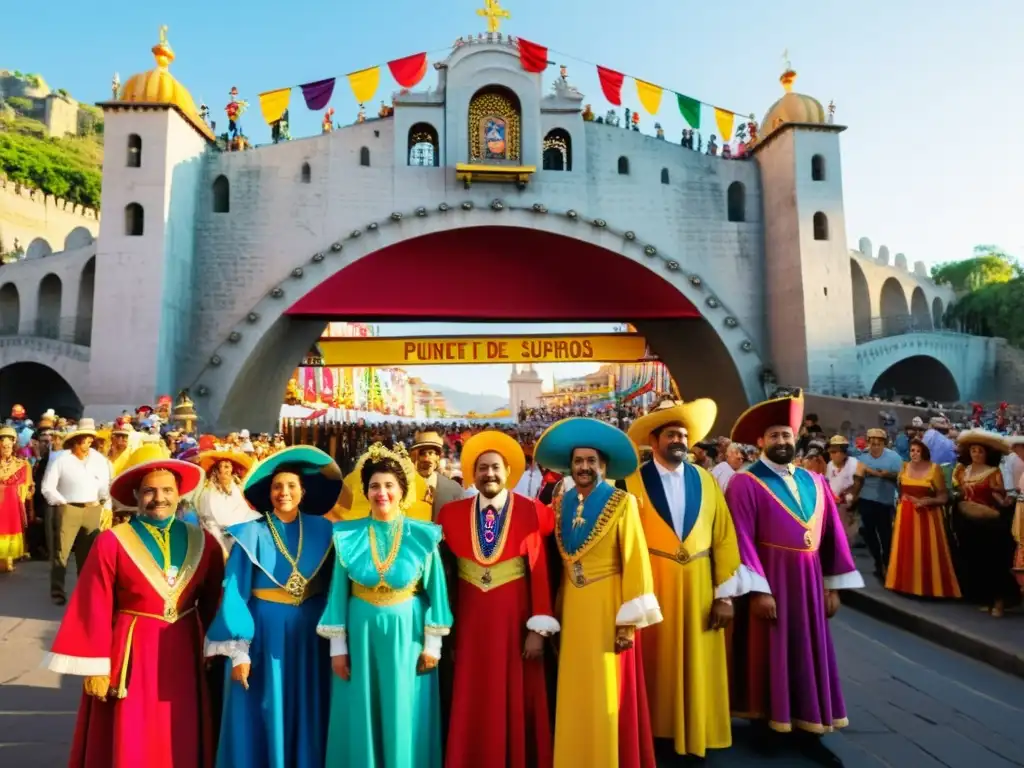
[206, 445, 342, 768]
[318, 442, 453, 768]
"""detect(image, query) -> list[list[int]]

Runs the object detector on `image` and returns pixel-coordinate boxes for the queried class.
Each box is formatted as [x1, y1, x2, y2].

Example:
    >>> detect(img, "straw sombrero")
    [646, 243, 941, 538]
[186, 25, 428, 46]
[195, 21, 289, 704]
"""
[197, 449, 253, 477]
[109, 443, 205, 507]
[627, 398, 718, 448]
[63, 417, 99, 445]
[459, 431, 526, 490]
[956, 429, 1010, 455]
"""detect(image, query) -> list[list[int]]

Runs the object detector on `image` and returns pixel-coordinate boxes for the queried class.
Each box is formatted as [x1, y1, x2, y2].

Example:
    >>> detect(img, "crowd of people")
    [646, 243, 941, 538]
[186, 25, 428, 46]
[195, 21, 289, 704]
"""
[0, 388, 1021, 768]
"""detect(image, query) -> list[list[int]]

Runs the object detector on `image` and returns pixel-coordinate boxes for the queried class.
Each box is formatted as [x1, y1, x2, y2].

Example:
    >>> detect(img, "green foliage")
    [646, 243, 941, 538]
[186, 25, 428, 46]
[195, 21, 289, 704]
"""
[5, 96, 34, 114]
[930, 245, 1022, 292]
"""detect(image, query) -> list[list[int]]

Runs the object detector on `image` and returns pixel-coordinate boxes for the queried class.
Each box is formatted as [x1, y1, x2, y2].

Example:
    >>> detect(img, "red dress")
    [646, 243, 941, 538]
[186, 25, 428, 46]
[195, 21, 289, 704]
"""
[438, 493, 556, 768]
[46, 523, 225, 768]
[0, 457, 29, 561]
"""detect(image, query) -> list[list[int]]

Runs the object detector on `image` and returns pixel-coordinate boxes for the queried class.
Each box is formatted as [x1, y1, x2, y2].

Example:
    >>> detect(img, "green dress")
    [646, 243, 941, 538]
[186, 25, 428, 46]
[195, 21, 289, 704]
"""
[318, 516, 453, 768]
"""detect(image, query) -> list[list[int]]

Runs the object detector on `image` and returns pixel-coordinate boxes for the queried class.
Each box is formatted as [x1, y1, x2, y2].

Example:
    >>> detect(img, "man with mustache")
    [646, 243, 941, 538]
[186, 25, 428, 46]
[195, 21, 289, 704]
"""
[724, 390, 863, 767]
[410, 430, 464, 520]
[534, 417, 662, 768]
[44, 443, 224, 767]
[437, 430, 557, 768]
[624, 399, 746, 760]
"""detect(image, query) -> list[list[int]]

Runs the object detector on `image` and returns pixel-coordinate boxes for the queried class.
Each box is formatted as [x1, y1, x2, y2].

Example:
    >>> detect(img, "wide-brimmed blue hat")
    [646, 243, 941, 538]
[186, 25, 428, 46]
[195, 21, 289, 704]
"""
[534, 417, 639, 480]
[243, 445, 343, 516]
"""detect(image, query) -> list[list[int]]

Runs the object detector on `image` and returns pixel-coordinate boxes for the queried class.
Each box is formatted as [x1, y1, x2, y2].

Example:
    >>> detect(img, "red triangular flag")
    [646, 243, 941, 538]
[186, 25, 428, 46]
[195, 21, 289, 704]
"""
[517, 38, 548, 73]
[597, 66, 625, 106]
[388, 52, 428, 89]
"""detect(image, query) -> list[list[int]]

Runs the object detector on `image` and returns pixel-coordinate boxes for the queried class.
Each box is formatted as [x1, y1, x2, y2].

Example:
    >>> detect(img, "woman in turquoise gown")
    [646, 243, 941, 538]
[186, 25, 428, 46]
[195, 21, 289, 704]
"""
[318, 442, 453, 768]
[205, 445, 342, 768]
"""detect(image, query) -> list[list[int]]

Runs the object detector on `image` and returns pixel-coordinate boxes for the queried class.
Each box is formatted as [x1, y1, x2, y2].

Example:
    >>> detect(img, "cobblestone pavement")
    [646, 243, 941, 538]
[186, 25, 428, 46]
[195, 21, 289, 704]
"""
[2, 562, 1023, 767]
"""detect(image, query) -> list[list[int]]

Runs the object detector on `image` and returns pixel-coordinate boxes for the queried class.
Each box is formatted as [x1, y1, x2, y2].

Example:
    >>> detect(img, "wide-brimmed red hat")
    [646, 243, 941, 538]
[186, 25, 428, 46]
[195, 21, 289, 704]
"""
[110, 444, 205, 507]
[730, 390, 805, 445]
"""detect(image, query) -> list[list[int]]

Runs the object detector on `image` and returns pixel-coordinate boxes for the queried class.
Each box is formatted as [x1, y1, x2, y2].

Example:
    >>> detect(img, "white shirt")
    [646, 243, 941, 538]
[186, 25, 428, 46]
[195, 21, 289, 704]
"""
[513, 466, 544, 498]
[41, 448, 111, 506]
[476, 487, 509, 512]
[826, 457, 859, 501]
[197, 480, 260, 553]
[653, 458, 687, 539]
[711, 461, 736, 493]
[1001, 452, 1023, 494]
[759, 456, 802, 504]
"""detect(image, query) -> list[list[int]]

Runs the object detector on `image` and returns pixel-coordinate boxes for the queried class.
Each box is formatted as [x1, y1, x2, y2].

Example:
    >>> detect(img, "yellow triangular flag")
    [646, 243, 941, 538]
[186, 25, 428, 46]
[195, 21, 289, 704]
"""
[714, 108, 735, 142]
[635, 80, 663, 115]
[258, 87, 291, 125]
[347, 66, 381, 105]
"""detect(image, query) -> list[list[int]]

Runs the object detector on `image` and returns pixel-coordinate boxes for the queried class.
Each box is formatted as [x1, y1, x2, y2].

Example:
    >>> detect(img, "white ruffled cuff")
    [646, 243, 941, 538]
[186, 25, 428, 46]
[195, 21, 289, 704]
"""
[422, 633, 443, 660]
[330, 636, 348, 657]
[744, 569, 773, 595]
[615, 593, 663, 629]
[316, 624, 347, 639]
[824, 570, 866, 590]
[526, 615, 561, 636]
[204, 639, 251, 667]
[43, 652, 110, 676]
[714, 564, 759, 599]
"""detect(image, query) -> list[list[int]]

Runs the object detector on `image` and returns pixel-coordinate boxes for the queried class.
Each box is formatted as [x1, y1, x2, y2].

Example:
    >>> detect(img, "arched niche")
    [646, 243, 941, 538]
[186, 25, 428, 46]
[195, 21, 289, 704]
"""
[36, 273, 63, 339]
[542, 128, 572, 171]
[910, 286, 931, 330]
[932, 296, 945, 329]
[408, 123, 440, 167]
[75, 256, 95, 346]
[0, 283, 19, 335]
[879, 277, 910, 337]
[468, 85, 522, 163]
[850, 259, 871, 341]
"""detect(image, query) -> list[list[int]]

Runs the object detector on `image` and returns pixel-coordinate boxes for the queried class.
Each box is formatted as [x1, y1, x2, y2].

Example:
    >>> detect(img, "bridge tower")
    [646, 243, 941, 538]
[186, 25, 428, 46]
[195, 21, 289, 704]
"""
[755, 63, 855, 394]
[87, 29, 213, 415]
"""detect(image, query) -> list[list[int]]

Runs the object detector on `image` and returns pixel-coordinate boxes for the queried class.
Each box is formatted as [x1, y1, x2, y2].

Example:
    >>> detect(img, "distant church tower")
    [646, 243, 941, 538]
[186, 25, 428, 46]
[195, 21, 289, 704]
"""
[508, 364, 543, 415]
[754, 61, 855, 393]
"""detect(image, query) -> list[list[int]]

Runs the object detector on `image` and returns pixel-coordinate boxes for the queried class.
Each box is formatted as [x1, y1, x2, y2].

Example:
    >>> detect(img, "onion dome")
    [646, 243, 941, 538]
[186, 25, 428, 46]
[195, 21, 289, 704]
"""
[760, 66, 825, 140]
[114, 27, 214, 141]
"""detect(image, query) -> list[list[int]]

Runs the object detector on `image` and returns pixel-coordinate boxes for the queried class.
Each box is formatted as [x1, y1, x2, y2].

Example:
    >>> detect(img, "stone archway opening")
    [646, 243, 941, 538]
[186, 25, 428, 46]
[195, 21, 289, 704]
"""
[214, 226, 757, 434]
[910, 286, 931, 331]
[879, 277, 910, 338]
[0, 362, 84, 420]
[849, 259, 871, 341]
[870, 355, 960, 403]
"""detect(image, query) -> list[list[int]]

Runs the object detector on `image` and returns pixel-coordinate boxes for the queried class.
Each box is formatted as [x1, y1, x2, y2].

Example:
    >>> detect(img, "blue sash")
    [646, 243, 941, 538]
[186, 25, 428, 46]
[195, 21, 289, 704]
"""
[561, 481, 615, 555]
[746, 460, 818, 524]
[639, 460, 704, 542]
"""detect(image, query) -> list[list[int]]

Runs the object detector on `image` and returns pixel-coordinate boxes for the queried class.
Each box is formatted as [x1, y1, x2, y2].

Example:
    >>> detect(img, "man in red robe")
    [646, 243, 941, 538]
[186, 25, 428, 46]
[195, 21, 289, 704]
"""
[438, 430, 557, 768]
[43, 444, 225, 768]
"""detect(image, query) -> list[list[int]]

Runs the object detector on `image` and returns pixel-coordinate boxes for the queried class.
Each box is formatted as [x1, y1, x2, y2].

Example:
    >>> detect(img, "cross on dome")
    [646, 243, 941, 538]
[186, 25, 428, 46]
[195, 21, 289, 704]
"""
[477, 0, 511, 33]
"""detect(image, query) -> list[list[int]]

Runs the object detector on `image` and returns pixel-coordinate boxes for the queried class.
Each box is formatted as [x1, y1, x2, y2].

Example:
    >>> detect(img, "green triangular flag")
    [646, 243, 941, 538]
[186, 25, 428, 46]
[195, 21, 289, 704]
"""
[677, 94, 701, 130]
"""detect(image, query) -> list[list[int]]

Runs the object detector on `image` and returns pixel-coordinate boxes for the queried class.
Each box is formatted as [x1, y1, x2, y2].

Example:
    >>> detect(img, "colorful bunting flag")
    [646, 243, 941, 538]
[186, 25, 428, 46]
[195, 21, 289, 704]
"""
[347, 66, 380, 105]
[677, 94, 701, 130]
[517, 38, 549, 73]
[300, 78, 336, 111]
[635, 80, 663, 115]
[388, 53, 428, 89]
[714, 107, 734, 141]
[597, 66, 625, 106]
[258, 87, 291, 125]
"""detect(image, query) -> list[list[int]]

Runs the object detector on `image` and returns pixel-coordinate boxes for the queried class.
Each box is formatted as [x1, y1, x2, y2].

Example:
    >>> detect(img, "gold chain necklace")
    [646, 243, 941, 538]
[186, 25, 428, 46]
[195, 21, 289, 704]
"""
[266, 512, 307, 599]
[140, 520, 178, 585]
[368, 517, 403, 591]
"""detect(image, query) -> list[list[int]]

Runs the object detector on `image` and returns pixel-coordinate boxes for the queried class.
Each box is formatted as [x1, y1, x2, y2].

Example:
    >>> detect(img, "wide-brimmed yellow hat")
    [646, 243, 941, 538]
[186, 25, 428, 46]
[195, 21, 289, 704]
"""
[956, 429, 1010, 455]
[197, 449, 254, 477]
[460, 431, 526, 490]
[0, 426, 17, 441]
[627, 398, 718, 448]
[109, 443, 205, 507]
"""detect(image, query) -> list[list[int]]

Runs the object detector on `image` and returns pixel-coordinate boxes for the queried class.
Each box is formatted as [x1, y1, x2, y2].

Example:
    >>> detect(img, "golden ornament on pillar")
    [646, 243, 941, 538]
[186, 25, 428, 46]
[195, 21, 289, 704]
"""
[171, 390, 198, 433]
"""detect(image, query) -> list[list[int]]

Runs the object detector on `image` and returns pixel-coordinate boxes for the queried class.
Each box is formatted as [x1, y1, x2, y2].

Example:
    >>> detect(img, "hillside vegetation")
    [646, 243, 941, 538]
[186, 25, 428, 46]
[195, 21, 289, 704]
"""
[0, 94, 103, 209]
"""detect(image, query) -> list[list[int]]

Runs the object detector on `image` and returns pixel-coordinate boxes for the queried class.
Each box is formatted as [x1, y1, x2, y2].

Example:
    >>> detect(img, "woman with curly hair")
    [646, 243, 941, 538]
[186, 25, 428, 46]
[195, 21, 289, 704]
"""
[318, 443, 453, 768]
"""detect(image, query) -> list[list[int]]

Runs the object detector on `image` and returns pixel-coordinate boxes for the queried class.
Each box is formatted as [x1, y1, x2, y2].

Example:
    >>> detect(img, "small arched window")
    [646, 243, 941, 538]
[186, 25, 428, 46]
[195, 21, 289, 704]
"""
[660, 168, 670, 185]
[811, 154, 826, 181]
[727, 181, 746, 222]
[813, 212, 829, 241]
[301, 162, 311, 183]
[542, 129, 572, 171]
[212, 175, 230, 213]
[408, 123, 440, 167]
[124, 203, 144, 236]
[617, 156, 630, 175]
[359, 146, 371, 167]
[127, 134, 142, 168]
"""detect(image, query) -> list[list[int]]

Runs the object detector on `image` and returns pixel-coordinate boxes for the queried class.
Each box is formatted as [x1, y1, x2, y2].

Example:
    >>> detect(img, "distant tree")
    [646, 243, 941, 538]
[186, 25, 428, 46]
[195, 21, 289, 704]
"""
[930, 245, 1021, 292]
[939, 246, 1024, 347]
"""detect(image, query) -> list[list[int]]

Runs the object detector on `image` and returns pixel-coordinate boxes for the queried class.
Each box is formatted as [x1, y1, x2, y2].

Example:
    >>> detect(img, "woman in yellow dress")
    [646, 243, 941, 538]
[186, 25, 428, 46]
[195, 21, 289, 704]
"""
[885, 438, 959, 597]
[534, 417, 662, 768]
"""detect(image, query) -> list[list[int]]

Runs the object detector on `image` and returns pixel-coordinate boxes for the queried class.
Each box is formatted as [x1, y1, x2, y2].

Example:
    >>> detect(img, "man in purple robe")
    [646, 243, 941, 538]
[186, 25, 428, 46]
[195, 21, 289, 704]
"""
[724, 390, 863, 767]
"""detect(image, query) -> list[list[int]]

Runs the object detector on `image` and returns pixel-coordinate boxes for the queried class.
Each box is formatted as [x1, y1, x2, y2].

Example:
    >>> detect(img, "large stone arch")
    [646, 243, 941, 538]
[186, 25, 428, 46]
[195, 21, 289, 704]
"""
[849, 258, 871, 341]
[910, 286, 931, 330]
[0, 339, 89, 420]
[932, 296, 945, 329]
[187, 210, 767, 434]
[869, 354, 960, 403]
[879, 277, 909, 337]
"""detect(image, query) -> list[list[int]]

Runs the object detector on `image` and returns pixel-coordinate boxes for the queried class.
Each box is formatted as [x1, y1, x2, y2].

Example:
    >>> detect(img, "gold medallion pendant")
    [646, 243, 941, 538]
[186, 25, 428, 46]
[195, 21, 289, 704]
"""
[285, 570, 308, 598]
[803, 530, 814, 548]
[572, 561, 585, 587]
[675, 546, 690, 563]
[481, 568, 493, 585]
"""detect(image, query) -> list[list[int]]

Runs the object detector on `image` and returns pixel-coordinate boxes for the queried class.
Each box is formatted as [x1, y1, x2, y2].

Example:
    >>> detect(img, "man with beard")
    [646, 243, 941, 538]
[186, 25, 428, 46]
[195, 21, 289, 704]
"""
[534, 417, 662, 768]
[624, 400, 747, 761]
[411, 430, 464, 520]
[44, 443, 224, 767]
[724, 390, 863, 767]
[437, 430, 557, 768]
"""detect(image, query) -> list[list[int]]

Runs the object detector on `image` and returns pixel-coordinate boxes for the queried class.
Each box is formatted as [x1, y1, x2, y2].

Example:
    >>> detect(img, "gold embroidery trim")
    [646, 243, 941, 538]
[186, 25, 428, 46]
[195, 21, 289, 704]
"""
[742, 472, 822, 531]
[0, 457, 27, 484]
[351, 581, 418, 606]
[112, 523, 205, 615]
[252, 586, 323, 606]
[470, 495, 515, 566]
[457, 556, 525, 591]
[554, 488, 626, 565]
[649, 546, 710, 564]
[115, 605, 198, 699]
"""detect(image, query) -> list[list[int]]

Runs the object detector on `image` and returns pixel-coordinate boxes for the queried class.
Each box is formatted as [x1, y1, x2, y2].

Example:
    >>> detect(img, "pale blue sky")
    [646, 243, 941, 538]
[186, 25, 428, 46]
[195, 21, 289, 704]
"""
[6, 0, 1020, 397]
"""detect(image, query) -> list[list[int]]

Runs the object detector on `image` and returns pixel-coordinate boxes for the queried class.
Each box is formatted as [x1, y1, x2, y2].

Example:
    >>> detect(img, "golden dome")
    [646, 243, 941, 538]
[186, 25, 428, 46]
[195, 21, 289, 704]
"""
[115, 27, 214, 140]
[760, 68, 825, 139]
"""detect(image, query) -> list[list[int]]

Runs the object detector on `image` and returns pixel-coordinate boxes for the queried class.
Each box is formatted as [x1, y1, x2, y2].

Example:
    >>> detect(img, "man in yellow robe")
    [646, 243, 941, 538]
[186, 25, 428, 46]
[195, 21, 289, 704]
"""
[534, 417, 662, 768]
[626, 399, 748, 759]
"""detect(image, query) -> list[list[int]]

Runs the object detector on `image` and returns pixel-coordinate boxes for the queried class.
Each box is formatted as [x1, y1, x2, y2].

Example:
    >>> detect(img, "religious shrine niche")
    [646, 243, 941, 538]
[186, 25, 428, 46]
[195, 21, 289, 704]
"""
[468, 86, 521, 163]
